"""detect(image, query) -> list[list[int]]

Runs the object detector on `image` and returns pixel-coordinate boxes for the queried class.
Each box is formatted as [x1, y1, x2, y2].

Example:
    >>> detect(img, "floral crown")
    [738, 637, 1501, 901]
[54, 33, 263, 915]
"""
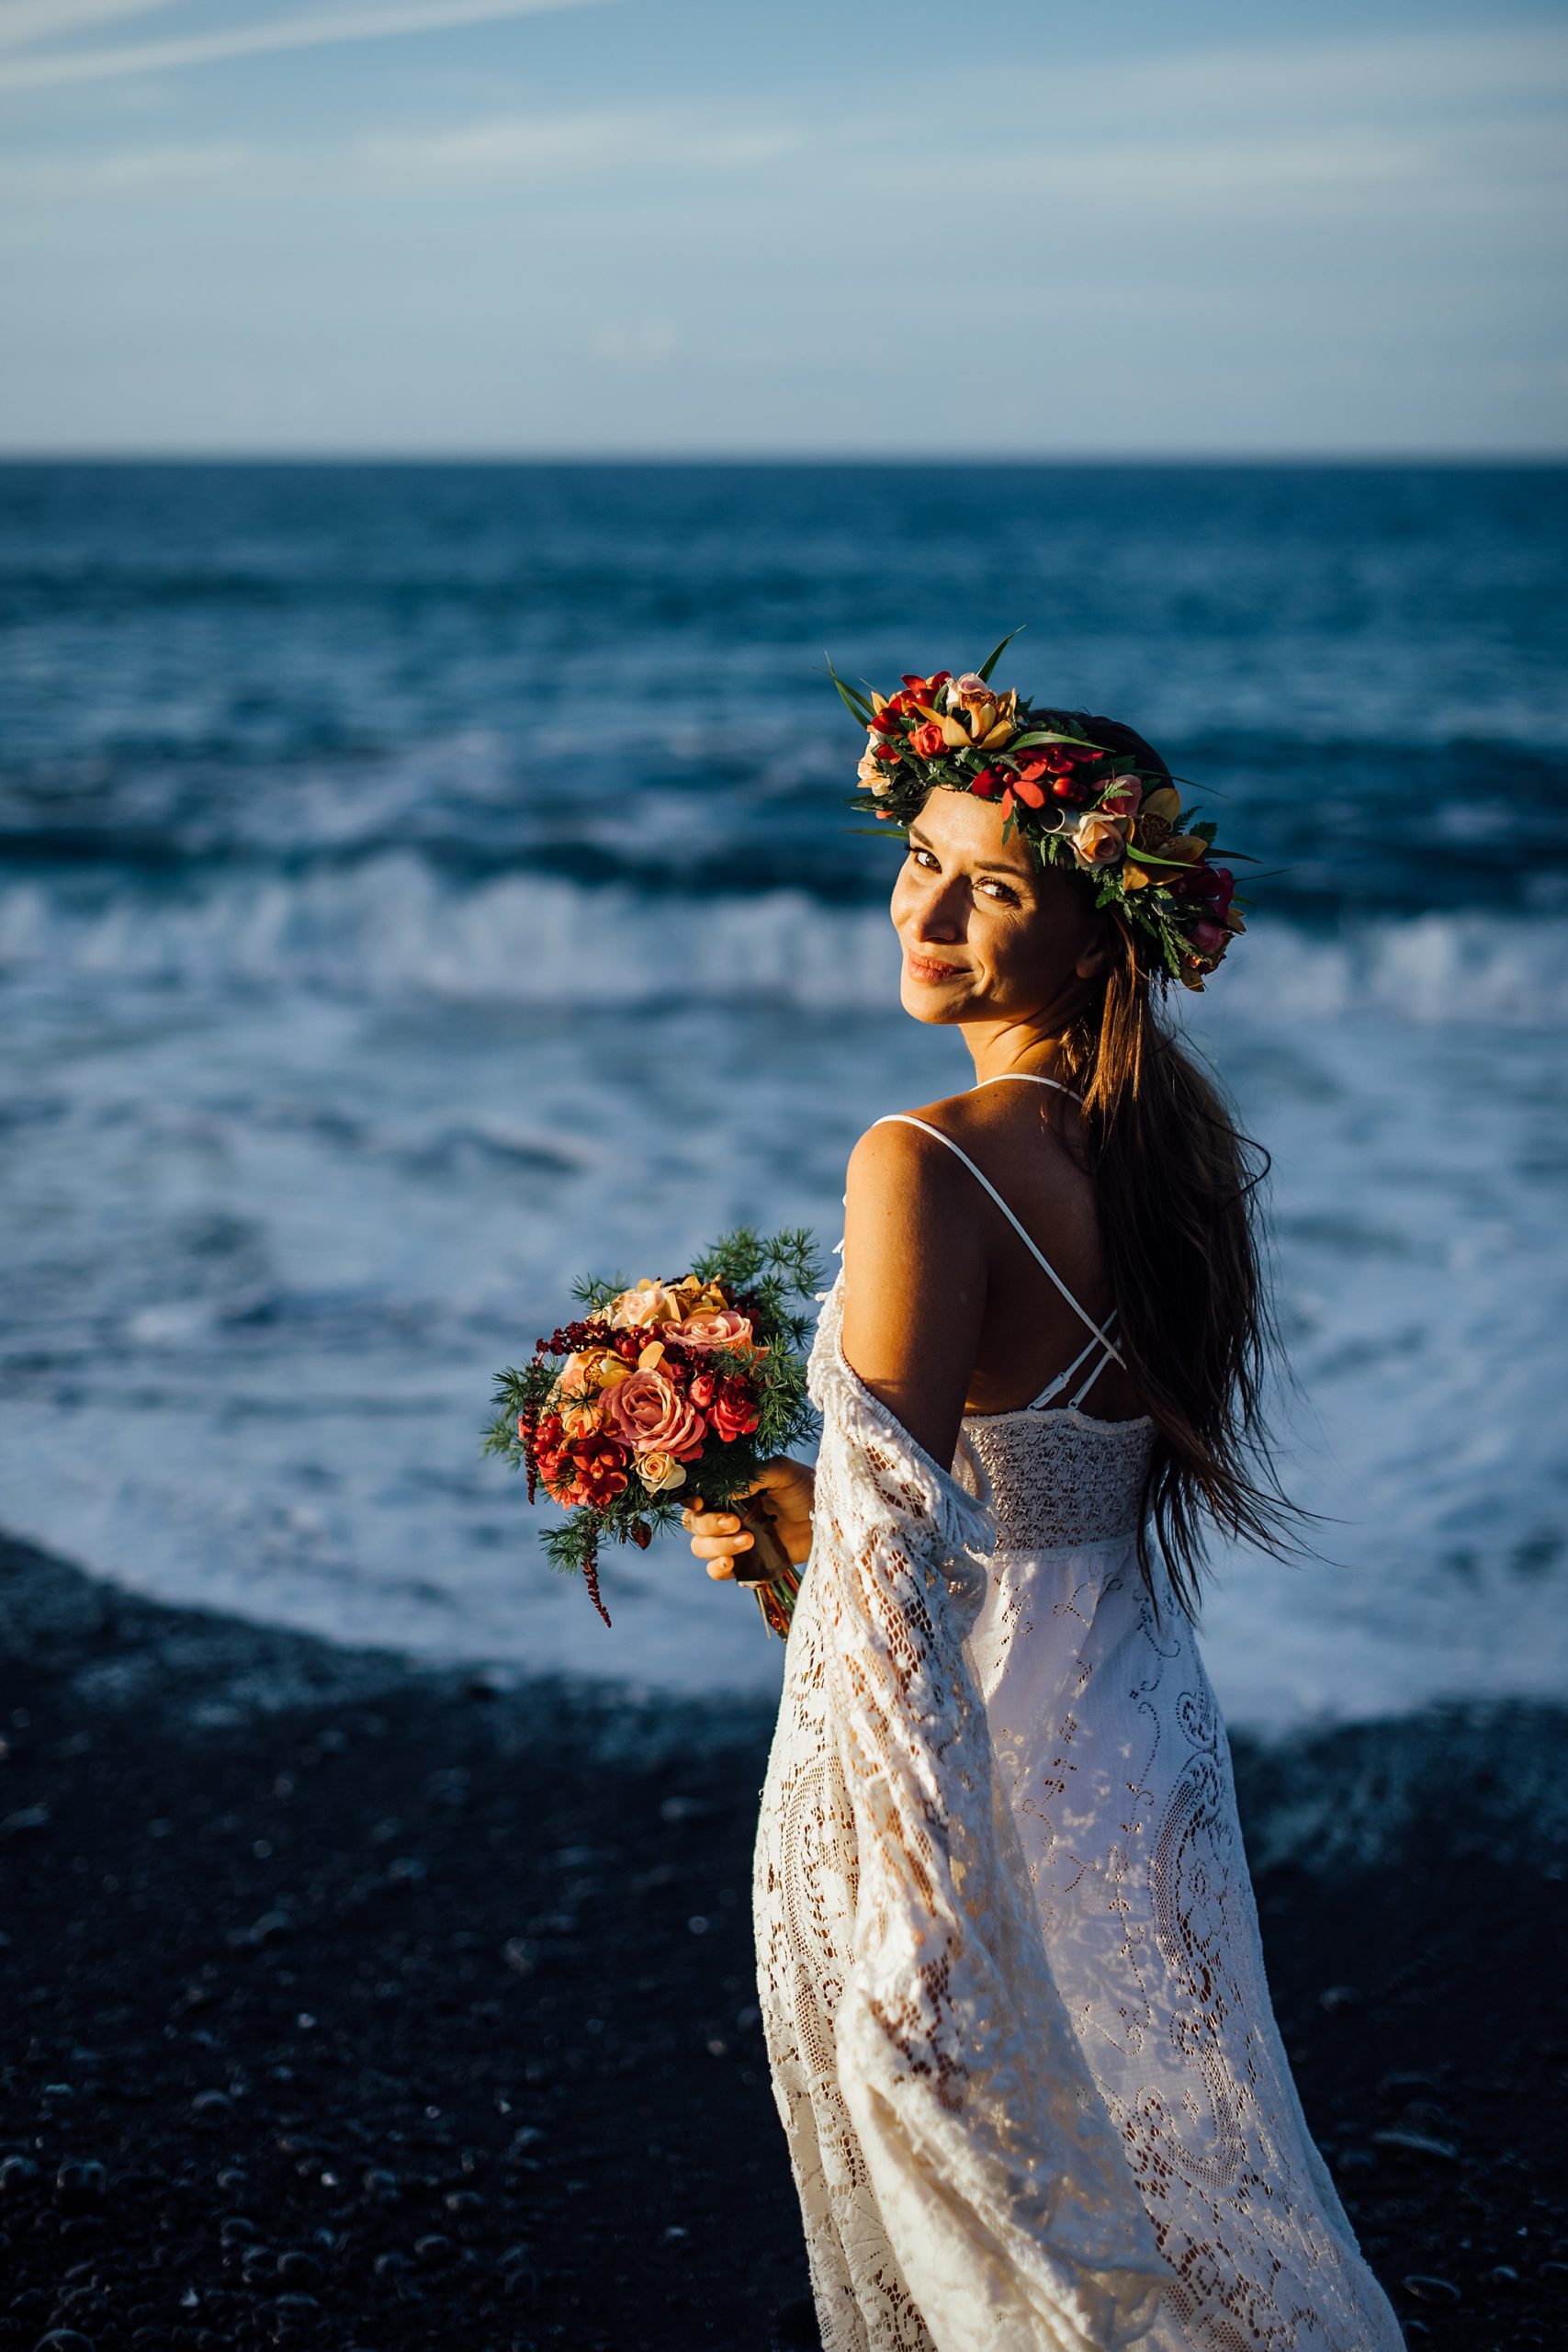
[831, 632, 1246, 989]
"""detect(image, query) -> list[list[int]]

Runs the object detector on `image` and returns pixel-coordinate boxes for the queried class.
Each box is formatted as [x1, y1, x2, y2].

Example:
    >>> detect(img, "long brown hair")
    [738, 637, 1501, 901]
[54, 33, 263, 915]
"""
[1053, 714, 1296, 1615]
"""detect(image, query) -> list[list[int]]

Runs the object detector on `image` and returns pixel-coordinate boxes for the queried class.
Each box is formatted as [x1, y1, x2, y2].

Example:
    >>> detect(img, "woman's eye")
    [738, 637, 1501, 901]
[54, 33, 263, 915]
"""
[907, 847, 1018, 903]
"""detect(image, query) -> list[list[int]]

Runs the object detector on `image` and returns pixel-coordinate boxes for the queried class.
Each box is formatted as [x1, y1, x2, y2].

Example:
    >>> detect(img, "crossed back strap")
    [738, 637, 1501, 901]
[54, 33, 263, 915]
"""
[873, 1074, 1124, 1409]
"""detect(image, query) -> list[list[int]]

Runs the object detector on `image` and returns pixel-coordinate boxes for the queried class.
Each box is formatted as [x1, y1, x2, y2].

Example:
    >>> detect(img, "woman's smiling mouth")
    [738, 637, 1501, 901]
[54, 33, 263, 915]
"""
[905, 951, 966, 984]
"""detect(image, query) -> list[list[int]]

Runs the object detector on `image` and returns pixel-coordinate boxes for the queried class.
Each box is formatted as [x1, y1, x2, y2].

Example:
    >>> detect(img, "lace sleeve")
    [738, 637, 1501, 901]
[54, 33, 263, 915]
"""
[806, 1277, 1166, 2352]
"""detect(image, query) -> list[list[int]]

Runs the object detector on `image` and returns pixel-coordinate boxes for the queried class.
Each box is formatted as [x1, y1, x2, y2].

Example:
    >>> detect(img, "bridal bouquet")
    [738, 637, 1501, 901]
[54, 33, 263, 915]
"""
[485, 1228, 821, 1637]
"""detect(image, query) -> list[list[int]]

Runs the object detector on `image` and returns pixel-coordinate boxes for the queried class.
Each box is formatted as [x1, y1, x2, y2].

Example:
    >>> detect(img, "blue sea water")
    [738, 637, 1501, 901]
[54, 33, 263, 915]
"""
[2, 461, 1566, 1724]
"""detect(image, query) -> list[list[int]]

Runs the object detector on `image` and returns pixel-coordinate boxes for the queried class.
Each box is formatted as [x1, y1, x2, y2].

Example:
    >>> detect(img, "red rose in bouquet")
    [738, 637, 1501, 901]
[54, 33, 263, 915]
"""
[708, 1376, 761, 1443]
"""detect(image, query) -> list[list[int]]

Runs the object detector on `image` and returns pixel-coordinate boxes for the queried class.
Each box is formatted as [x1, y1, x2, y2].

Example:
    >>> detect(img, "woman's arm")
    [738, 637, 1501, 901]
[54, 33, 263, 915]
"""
[839, 1115, 987, 1472]
[685, 1112, 988, 1579]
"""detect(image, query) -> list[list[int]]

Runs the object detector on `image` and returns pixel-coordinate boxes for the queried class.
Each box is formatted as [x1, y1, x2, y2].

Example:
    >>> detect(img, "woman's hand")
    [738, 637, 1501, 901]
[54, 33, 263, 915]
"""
[682, 1457, 816, 1579]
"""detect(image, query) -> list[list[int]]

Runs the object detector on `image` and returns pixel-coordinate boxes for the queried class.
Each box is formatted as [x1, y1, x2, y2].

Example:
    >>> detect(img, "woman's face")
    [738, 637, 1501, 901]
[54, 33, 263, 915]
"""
[889, 788, 1110, 1030]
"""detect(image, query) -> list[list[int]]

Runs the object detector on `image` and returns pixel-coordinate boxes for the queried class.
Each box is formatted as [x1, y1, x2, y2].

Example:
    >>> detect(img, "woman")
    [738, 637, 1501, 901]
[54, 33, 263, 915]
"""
[685, 662, 1404, 2352]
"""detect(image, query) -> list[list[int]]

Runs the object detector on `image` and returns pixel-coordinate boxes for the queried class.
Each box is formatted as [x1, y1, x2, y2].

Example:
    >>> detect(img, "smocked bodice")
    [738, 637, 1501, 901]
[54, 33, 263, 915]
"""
[958, 1406, 1154, 1553]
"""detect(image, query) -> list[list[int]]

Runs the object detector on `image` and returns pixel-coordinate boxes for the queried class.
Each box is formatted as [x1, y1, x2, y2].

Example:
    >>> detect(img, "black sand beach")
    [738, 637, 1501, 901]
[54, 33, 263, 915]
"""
[1, 1529, 1564, 2352]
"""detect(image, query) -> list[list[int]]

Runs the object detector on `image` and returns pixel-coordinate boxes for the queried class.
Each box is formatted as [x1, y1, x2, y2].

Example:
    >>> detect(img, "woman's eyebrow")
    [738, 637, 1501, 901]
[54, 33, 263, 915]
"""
[907, 827, 1031, 881]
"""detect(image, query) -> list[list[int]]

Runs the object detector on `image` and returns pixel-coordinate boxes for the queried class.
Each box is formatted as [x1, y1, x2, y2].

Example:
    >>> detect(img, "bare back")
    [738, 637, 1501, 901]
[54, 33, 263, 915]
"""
[841, 1075, 1144, 1477]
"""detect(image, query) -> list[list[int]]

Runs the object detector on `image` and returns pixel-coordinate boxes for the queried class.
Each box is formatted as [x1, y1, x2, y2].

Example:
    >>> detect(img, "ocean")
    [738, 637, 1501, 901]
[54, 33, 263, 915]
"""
[2, 459, 1565, 1729]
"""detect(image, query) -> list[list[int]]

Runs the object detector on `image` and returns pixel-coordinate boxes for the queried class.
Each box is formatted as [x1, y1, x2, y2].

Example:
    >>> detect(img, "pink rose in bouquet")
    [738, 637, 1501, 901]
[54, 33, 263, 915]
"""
[601, 1367, 707, 1463]
[673, 1307, 756, 1352]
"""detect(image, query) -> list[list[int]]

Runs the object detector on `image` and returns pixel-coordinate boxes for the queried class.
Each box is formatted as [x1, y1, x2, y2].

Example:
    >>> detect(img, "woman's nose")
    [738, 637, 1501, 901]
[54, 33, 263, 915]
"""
[914, 884, 964, 944]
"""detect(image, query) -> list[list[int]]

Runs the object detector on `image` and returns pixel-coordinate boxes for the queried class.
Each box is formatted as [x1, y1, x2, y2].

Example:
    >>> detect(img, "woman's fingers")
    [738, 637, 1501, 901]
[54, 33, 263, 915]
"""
[681, 1484, 799, 1583]
[682, 1460, 813, 1578]
[682, 1501, 755, 1583]
[688, 1528, 753, 1557]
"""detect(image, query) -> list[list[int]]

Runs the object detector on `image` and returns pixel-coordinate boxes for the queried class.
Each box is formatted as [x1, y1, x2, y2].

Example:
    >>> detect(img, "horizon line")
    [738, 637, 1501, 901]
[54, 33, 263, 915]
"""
[2, 447, 1566, 469]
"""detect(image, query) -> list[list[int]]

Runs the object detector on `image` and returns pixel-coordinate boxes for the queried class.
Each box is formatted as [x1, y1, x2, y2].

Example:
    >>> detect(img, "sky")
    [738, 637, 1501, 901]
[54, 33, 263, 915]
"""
[1, 0, 1564, 456]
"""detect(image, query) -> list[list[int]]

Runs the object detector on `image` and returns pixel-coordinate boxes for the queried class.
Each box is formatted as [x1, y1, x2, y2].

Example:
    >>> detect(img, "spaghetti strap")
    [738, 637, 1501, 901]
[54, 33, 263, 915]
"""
[872, 1114, 1126, 1371]
[1025, 1317, 1118, 1410]
[1067, 1348, 1113, 1410]
[969, 1072, 1085, 1108]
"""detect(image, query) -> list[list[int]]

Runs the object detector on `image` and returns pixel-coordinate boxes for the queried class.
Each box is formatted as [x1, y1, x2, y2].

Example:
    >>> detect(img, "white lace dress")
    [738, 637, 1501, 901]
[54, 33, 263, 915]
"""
[754, 1269, 1404, 2352]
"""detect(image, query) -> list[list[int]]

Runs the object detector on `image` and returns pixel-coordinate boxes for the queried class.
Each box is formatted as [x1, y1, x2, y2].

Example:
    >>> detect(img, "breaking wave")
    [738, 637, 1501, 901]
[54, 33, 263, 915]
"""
[2, 853, 1565, 1027]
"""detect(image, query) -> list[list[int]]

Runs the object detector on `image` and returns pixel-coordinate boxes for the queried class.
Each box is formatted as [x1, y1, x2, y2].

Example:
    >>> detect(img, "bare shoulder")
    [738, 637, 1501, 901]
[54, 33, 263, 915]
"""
[845, 1109, 968, 1203]
[843, 1113, 987, 1289]
[840, 1110, 990, 1464]
[852, 1086, 1083, 1214]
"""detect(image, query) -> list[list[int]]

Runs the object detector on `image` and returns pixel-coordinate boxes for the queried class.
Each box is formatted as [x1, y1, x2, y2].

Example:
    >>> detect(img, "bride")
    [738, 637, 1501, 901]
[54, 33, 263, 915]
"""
[684, 661, 1404, 2351]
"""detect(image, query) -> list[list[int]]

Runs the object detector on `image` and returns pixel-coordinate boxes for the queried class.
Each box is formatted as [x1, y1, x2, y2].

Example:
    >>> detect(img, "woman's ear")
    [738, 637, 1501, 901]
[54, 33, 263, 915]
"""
[1073, 915, 1115, 983]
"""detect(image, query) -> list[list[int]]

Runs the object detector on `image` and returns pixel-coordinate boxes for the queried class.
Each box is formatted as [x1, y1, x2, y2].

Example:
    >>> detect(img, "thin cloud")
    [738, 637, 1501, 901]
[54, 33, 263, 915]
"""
[358, 107, 796, 183]
[0, 105, 797, 200]
[0, 2, 179, 54]
[3, 139, 258, 196]
[2, 21, 1560, 250]
[1013, 28, 1568, 125]
[0, 0, 607, 90]
[890, 128, 1438, 212]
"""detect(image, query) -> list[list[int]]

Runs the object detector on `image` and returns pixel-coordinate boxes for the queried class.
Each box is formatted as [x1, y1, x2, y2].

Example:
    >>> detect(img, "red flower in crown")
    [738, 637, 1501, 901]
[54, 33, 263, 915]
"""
[1011, 756, 1050, 808]
[908, 720, 945, 759]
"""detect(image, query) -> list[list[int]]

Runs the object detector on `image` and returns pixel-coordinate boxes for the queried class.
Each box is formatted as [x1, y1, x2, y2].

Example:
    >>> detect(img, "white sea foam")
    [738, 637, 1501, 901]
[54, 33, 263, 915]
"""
[3, 857, 1566, 1029]
[1, 932, 1564, 1730]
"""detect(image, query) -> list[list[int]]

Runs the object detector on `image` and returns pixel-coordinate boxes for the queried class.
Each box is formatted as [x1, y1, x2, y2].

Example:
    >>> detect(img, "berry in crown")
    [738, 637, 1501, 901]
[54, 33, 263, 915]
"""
[830, 631, 1247, 990]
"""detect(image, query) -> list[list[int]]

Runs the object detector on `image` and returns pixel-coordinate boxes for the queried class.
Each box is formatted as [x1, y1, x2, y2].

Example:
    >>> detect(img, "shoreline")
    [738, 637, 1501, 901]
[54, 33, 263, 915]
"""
[1, 1531, 1564, 2349]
